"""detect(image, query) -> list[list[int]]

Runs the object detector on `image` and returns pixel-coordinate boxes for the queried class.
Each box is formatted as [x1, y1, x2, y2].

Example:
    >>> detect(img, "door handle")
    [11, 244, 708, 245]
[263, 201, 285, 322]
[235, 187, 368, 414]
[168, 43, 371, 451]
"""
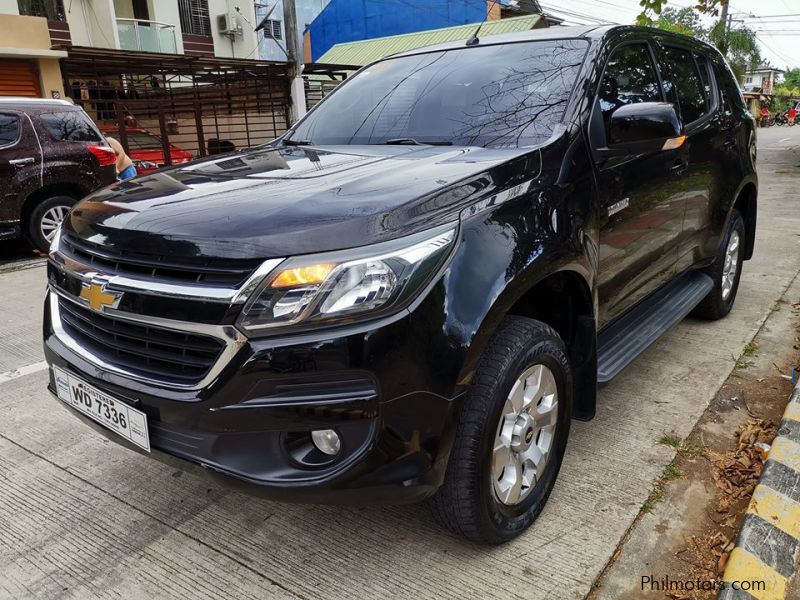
[9, 157, 35, 167]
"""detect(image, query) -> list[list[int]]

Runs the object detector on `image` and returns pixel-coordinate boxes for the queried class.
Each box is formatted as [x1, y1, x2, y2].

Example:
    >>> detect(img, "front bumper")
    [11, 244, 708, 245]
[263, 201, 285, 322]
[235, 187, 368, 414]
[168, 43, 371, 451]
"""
[43, 293, 459, 505]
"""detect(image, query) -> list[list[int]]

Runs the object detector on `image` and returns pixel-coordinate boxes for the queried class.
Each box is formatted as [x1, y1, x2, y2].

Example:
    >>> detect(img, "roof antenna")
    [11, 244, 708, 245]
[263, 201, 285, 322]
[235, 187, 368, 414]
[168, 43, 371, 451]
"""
[466, 0, 501, 47]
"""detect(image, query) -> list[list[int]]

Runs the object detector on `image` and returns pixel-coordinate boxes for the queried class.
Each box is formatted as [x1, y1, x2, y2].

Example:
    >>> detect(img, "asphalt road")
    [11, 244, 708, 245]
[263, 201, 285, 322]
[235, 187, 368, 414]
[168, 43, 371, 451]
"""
[1, 126, 799, 600]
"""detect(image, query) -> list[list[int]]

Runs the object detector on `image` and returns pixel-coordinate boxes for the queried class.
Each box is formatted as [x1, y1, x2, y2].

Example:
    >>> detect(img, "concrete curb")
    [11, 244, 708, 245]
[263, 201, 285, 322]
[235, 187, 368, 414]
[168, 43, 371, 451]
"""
[719, 382, 800, 600]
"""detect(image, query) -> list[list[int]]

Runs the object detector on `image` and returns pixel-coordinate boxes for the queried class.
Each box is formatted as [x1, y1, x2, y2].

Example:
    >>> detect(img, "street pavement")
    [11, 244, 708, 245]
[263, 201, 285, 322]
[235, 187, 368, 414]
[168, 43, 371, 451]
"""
[0, 126, 799, 600]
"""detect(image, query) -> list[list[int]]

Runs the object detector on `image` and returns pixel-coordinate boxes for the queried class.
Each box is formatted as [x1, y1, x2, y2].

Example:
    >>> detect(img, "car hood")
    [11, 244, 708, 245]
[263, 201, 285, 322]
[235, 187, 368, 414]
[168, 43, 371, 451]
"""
[66, 144, 534, 260]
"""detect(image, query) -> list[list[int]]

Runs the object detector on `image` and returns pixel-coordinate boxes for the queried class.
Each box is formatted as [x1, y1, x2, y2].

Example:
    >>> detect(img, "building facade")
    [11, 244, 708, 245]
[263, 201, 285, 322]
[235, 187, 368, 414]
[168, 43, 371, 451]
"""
[0, 0, 266, 101]
[255, 0, 330, 62]
[305, 0, 542, 62]
[743, 64, 784, 96]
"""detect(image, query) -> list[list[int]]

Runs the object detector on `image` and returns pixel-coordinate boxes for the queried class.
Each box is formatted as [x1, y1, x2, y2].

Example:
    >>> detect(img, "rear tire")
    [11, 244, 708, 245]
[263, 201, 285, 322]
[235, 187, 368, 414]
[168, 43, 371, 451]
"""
[692, 209, 745, 320]
[27, 195, 76, 253]
[429, 316, 572, 544]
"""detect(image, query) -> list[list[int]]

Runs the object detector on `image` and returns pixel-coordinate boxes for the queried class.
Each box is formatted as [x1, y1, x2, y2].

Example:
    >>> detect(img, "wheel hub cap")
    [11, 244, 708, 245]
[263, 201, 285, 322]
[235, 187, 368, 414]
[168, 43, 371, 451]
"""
[492, 364, 559, 506]
[40, 205, 71, 244]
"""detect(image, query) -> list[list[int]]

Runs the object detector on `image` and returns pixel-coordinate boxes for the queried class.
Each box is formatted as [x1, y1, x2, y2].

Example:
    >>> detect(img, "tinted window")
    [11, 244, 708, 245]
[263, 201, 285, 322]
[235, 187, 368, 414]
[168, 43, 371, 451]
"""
[714, 62, 746, 111]
[125, 132, 164, 149]
[661, 47, 707, 124]
[598, 44, 662, 133]
[39, 110, 102, 142]
[291, 40, 588, 148]
[0, 113, 20, 146]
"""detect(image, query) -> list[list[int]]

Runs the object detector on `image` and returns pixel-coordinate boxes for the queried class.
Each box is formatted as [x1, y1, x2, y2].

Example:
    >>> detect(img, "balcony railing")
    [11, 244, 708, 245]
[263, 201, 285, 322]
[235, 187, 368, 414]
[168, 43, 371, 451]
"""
[117, 18, 177, 54]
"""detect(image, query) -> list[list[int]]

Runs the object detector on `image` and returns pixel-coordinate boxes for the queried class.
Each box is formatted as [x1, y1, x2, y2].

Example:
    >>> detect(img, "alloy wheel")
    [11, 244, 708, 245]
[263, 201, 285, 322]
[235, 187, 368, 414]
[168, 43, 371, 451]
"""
[40, 205, 70, 244]
[492, 364, 559, 506]
[721, 231, 740, 301]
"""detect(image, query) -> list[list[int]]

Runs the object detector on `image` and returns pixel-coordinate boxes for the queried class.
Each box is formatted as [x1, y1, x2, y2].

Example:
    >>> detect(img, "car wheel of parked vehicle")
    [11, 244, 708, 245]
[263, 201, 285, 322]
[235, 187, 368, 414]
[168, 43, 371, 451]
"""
[692, 209, 746, 320]
[28, 195, 76, 253]
[430, 316, 572, 544]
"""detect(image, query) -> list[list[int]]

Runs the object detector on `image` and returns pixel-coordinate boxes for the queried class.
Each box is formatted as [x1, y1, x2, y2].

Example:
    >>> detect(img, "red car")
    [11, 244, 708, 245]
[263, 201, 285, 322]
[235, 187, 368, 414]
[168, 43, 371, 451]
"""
[98, 126, 193, 174]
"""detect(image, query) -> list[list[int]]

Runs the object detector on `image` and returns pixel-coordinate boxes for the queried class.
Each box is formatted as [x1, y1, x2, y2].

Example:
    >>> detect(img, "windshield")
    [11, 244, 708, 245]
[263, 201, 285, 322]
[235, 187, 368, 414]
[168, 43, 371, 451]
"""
[291, 39, 588, 148]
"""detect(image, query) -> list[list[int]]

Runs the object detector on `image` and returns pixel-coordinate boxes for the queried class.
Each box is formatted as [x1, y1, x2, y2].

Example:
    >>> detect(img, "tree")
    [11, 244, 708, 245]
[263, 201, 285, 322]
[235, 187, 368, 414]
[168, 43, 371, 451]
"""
[638, 0, 726, 23]
[708, 21, 761, 82]
[783, 68, 800, 89]
[651, 7, 707, 37]
[641, 2, 761, 83]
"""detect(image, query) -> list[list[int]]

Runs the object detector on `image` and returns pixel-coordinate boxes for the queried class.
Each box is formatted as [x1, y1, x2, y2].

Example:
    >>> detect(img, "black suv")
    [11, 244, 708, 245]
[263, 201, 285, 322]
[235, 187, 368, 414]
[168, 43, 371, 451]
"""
[0, 99, 116, 252]
[43, 26, 756, 543]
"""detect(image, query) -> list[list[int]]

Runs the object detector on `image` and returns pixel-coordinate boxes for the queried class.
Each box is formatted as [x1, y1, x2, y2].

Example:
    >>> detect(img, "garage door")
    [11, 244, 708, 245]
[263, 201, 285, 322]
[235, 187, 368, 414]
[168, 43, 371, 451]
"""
[0, 60, 41, 98]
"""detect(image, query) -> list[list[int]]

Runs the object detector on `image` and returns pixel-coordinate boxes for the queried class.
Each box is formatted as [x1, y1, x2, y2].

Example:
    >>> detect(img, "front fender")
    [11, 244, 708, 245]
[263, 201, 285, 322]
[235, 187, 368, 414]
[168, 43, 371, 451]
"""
[438, 189, 596, 397]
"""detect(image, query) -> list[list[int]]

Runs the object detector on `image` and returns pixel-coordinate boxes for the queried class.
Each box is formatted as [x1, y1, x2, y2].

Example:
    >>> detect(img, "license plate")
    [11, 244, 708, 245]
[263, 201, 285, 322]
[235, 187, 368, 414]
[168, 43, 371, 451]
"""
[53, 367, 150, 452]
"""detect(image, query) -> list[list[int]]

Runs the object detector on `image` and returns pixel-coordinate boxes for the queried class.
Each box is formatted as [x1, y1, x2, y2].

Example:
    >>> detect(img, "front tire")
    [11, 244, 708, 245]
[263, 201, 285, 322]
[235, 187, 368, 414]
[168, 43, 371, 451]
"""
[27, 195, 76, 253]
[692, 209, 745, 320]
[429, 316, 572, 544]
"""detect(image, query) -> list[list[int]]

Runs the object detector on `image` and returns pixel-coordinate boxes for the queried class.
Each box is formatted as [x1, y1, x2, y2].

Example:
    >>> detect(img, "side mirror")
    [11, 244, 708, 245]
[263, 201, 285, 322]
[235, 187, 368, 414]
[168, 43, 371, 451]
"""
[602, 102, 685, 157]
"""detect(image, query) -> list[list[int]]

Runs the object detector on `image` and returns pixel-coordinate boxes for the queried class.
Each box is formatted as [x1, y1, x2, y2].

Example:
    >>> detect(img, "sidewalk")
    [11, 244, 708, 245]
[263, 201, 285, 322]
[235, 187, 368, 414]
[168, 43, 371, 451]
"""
[720, 383, 800, 600]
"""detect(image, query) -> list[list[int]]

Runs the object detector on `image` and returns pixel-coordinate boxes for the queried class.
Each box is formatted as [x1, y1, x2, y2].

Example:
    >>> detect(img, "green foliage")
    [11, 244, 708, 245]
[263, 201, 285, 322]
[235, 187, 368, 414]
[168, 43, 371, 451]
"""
[638, 0, 724, 23]
[708, 21, 761, 82]
[640, 1, 760, 84]
[651, 7, 706, 37]
[784, 68, 800, 89]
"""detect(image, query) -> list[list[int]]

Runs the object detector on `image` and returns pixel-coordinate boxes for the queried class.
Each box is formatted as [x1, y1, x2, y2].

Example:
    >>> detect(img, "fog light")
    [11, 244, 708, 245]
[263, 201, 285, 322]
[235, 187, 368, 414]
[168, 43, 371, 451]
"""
[311, 429, 341, 455]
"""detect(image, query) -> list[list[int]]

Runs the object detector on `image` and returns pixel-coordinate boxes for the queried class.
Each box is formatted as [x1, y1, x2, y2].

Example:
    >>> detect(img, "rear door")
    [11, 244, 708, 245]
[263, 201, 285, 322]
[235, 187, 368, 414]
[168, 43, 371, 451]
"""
[592, 41, 686, 326]
[36, 108, 116, 187]
[0, 111, 40, 226]
[656, 44, 721, 273]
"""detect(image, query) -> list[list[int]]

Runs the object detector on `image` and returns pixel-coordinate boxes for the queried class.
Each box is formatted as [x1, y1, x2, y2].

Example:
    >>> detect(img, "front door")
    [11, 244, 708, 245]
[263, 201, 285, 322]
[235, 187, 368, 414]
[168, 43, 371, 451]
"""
[592, 42, 686, 327]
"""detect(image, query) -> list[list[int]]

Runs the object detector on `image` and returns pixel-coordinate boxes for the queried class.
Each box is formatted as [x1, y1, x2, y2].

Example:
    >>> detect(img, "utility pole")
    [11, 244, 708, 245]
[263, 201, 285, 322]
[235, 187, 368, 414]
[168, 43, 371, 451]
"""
[719, 0, 729, 32]
[283, 0, 307, 123]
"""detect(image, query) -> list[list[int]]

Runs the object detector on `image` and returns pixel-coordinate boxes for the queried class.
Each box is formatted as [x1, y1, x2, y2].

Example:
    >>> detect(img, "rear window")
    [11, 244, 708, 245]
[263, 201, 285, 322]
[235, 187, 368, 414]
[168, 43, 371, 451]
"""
[39, 110, 102, 142]
[125, 132, 164, 149]
[0, 113, 20, 146]
[660, 47, 708, 124]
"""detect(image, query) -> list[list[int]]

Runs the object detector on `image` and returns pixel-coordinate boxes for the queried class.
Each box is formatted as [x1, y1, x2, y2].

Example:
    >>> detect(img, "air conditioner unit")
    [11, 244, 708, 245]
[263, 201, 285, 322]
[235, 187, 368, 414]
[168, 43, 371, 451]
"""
[217, 12, 242, 38]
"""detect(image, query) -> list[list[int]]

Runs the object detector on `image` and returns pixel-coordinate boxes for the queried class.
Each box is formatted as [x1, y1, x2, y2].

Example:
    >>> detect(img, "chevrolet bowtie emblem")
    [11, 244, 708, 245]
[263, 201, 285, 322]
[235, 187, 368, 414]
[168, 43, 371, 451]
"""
[79, 279, 122, 311]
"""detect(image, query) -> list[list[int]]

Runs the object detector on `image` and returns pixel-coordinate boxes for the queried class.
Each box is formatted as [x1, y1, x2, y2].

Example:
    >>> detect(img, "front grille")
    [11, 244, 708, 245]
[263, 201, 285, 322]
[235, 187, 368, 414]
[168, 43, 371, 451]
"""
[58, 298, 225, 383]
[61, 233, 260, 287]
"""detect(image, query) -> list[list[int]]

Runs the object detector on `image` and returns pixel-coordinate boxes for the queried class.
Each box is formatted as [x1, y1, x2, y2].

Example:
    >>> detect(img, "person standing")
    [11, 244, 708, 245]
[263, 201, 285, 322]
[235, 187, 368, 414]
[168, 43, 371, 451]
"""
[106, 136, 137, 180]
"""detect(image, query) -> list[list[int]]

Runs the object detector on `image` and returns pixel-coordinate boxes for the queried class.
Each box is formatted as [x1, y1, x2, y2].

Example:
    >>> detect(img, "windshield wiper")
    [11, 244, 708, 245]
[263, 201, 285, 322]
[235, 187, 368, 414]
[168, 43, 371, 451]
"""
[383, 138, 453, 146]
[284, 138, 313, 146]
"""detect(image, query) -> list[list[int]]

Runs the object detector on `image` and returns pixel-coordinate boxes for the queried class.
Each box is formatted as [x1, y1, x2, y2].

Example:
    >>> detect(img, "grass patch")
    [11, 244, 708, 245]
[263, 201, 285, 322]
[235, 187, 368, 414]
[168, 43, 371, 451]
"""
[659, 434, 705, 458]
[742, 341, 758, 356]
[642, 461, 683, 512]
[733, 354, 754, 369]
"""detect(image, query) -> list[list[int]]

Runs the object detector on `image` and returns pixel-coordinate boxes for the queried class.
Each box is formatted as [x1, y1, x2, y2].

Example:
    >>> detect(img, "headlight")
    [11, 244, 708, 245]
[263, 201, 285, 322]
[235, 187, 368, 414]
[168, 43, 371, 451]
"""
[237, 225, 457, 335]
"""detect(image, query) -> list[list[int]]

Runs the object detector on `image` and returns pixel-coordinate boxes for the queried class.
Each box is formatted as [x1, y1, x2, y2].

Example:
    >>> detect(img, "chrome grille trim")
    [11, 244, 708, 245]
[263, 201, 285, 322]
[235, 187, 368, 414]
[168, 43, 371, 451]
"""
[49, 289, 246, 391]
[49, 250, 284, 304]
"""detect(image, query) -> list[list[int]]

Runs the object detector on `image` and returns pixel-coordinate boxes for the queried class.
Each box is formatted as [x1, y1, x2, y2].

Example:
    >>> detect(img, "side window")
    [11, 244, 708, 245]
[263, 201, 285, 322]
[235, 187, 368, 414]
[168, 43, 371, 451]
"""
[598, 43, 663, 135]
[660, 46, 708, 124]
[39, 110, 102, 142]
[0, 113, 20, 147]
[694, 52, 715, 111]
[714, 63, 746, 111]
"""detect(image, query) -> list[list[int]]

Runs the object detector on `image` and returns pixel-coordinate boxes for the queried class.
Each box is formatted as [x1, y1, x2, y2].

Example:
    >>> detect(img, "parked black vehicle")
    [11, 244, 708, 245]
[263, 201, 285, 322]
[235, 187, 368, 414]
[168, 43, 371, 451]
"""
[43, 25, 757, 543]
[0, 98, 116, 252]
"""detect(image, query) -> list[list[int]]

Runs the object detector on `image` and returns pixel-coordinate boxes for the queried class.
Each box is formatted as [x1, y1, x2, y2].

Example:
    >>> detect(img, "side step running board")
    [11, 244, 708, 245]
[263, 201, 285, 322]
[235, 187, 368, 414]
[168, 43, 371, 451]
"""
[597, 271, 714, 383]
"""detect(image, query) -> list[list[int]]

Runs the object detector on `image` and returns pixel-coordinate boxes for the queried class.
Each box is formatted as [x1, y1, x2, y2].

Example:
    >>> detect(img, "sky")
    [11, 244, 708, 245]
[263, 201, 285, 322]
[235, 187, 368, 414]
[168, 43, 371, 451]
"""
[537, 0, 800, 71]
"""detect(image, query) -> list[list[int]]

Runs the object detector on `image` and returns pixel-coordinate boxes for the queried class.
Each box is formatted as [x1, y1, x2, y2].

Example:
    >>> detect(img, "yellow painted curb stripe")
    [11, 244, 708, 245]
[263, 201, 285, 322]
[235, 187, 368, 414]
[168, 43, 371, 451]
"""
[768, 437, 800, 472]
[783, 403, 800, 423]
[748, 486, 800, 540]
[723, 548, 787, 600]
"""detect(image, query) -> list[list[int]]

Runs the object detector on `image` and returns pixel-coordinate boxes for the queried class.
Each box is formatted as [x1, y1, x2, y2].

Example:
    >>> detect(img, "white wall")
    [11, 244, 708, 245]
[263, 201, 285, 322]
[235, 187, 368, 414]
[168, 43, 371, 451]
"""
[65, 0, 119, 48]
[207, 0, 258, 58]
[0, 0, 20, 15]
[147, 0, 184, 53]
